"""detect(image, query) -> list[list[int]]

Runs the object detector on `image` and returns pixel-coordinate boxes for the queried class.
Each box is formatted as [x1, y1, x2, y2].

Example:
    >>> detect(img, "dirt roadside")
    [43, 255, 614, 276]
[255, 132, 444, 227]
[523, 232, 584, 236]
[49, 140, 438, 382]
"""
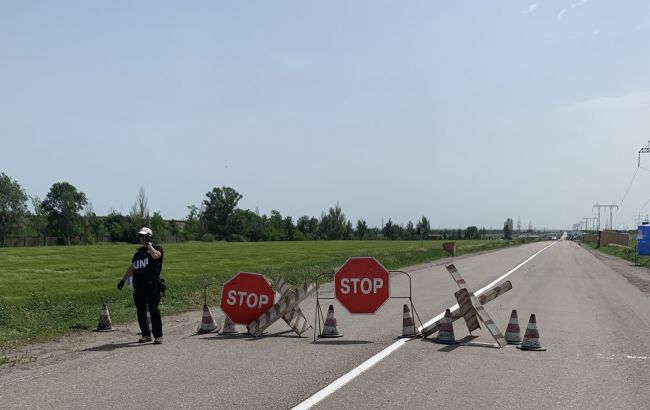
[0, 308, 202, 373]
[580, 244, 650, 294]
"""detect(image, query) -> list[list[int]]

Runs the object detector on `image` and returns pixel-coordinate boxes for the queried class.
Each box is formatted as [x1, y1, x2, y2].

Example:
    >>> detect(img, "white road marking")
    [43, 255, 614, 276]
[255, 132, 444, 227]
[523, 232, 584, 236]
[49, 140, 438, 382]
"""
[598, 353, 650, 360]
[292, 242, 557, 410]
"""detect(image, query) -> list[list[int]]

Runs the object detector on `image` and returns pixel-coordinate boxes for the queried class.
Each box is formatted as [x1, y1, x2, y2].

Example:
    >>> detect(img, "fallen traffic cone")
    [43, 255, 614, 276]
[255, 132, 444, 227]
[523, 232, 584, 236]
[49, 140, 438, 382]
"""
[93, 303, 115, 332]
[319, 305, 343, 338]
[516, 314, 546, 351]
[398, 304, 420, 338]
[219, 315, 240, 335]
[504, 309, 522, 345]
[196, 304, 221, 334]
[432, 309, 459, 344]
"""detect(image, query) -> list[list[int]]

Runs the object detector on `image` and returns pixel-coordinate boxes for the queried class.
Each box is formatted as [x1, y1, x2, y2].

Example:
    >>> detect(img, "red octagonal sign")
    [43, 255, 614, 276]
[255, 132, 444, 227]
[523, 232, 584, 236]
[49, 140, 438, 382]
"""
[220, 272, 275, 325]
[335, 257, 390, 314]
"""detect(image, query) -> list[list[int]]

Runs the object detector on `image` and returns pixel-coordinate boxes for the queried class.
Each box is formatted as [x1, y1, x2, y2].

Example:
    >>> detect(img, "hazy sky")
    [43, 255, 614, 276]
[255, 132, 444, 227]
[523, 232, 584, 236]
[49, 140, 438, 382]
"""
[3, 1, 650, 230]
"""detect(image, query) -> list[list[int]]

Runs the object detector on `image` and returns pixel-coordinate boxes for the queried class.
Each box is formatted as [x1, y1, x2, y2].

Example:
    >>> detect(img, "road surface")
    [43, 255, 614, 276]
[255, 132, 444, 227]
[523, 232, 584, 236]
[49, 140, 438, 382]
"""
[1, 240, 649, 409]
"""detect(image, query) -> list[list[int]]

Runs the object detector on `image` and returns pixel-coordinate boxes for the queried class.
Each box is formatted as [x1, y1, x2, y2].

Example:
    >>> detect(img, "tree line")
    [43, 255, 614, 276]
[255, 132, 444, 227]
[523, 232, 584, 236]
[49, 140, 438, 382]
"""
[3, 173, 468, 245]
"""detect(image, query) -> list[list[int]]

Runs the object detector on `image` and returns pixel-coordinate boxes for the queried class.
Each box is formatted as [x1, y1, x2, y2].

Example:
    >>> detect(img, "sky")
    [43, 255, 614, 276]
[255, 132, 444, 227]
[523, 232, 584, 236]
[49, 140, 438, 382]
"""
[2, 1, 650, 231]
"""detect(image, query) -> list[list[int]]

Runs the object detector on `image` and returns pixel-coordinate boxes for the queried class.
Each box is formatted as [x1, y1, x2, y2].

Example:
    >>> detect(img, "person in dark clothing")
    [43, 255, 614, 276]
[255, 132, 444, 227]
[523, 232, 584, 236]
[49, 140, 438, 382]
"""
[117, 227, 165, 344]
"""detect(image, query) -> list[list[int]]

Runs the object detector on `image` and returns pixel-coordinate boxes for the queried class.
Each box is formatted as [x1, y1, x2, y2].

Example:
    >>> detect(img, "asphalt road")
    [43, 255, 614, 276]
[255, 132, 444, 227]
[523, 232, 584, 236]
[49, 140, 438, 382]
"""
[2, 240, 649, 409]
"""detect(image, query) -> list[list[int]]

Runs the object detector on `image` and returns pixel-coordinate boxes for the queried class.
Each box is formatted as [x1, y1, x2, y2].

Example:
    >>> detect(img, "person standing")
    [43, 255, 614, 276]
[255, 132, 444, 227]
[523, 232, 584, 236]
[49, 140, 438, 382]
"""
[117, 227, 165, 344]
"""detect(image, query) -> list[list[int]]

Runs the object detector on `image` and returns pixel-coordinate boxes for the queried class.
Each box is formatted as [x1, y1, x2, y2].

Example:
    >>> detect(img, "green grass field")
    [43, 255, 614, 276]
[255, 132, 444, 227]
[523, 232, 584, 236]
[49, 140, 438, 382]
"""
[0, 239, 514, 349]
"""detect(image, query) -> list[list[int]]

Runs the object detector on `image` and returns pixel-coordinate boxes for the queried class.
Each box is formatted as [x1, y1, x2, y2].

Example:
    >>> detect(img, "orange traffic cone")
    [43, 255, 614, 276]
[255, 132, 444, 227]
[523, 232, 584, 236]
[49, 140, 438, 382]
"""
[432, 309, 459, 344]
[504, 309, 522, 345]
[196, 304, 221, 334]
[516, 314, 546, 351]
[93, 304, 115, 332]
[319, 305, 343, 338]
[219, 315, 240, 335]
[399, 304, 420, 338]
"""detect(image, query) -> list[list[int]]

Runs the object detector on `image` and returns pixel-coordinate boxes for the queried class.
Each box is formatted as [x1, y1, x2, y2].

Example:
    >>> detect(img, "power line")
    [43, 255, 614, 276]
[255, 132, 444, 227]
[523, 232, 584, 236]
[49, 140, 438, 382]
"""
[619, 166, 639, 208]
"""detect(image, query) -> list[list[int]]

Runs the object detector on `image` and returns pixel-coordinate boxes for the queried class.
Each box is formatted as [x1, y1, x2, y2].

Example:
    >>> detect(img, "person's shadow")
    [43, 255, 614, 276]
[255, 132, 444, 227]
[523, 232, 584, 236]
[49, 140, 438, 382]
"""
[83, 342, 144, 352]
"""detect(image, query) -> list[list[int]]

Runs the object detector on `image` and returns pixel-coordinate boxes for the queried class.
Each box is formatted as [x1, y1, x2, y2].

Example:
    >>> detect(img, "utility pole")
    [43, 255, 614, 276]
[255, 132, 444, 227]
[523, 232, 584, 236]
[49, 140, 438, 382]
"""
[608, 204, 618, 230]
[587, 217, 598, 231]
[639, 140, 650, 167]
[593, 203, 618, 230]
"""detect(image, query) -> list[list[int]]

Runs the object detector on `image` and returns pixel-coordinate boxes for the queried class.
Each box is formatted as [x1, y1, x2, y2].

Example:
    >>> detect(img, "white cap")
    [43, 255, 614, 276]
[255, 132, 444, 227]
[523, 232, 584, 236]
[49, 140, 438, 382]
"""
[138, 227, 153, 237]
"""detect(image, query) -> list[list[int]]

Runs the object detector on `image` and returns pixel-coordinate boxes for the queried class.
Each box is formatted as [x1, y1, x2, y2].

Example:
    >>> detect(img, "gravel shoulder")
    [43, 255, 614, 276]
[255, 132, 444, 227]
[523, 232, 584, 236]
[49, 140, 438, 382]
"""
[580, 243, 650, 294]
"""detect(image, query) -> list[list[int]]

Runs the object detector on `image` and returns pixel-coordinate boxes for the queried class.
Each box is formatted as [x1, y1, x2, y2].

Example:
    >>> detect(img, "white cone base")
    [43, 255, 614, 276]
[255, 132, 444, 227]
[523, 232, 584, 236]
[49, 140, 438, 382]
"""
[507, 340, 523, 345]
[92, 328, 115, 332]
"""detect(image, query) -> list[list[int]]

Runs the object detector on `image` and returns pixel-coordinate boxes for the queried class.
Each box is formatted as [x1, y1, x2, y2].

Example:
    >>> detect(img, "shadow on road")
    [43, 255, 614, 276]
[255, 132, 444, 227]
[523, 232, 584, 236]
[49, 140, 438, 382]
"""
[198, 329, 308, 341]
[311, 340, 373, 345]
[423, 335, 500, 352]
[83, 342, 143, 352]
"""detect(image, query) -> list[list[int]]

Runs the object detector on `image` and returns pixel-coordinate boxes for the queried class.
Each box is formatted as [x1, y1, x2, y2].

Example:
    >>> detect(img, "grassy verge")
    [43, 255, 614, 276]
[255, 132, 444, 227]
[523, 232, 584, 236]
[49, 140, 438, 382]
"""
[0, 239, 518, 350]
[583, 240, 650, 267]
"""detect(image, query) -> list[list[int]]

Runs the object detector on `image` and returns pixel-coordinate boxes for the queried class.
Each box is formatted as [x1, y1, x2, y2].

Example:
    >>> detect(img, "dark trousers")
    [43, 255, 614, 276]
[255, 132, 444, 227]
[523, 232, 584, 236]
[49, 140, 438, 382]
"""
[133, 286, 162, 338]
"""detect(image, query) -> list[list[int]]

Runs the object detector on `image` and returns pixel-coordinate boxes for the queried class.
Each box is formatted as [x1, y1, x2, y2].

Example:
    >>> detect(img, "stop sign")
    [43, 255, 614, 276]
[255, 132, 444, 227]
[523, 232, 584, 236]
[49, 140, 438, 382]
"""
[335, 257, 390, 314]
[220, 272, 275, 325]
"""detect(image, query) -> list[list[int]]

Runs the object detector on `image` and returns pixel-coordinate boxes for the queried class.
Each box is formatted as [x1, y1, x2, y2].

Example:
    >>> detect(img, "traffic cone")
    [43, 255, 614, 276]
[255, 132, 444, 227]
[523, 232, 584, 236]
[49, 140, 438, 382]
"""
[319, 305, 343, 338]
[504, 309, 522, 345]
[516, 314, 546, 351]
[219, 315, 240, 335]
[432, 309, 459, 344]
[398, 304, 419, 338]
[196, 304, 221, 334]
[93, 304, 115, 332]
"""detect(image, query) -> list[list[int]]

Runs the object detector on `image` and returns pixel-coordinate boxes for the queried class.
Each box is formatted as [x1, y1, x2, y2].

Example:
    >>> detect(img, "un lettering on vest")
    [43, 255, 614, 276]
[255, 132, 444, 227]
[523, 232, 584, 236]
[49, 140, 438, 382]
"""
[133, 258, 149, 269]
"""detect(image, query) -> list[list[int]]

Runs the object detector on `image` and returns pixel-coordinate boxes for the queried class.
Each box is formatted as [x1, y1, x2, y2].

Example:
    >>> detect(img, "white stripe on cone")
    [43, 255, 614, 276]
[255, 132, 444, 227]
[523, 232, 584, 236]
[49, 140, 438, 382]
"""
[433, 309, 459, 344]
[93, 303, 115, 332]
[220, 315, 240, 335]
[517, 313, 546, 351]
[505, 309, 522, 344]
[197, 304, 220, 333]
[400, 304, 417, 338]
[320, 305, 343, 338]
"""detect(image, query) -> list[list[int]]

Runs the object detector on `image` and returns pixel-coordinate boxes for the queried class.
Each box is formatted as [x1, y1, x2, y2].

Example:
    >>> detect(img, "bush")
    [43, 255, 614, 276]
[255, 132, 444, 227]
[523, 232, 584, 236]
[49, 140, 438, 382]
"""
[200, 233, 215, 242]
[226, 234, 248, 242]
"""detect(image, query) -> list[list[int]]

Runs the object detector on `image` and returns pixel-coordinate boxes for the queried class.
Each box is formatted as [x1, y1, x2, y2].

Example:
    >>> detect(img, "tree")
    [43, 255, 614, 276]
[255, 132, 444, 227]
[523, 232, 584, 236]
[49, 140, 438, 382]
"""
[130, 186, 149, 229]
[41, 182, 88, 245]
[297, 216, 319, 240]
[416, 216, 430, 238]
[29, 195, 47, 243]
[105, 209, 136, 242]
[183, 205, 200, 240]
[83, 201, 105, 244]
[202, 186, 242, 239]
[319, 202, 347, 240]
[266, 210, 283, 240]
[356, 219, 368, 239]
[464, 226, 479, 239]
[149, 212, 167, 241]
[382, 218, 399, 240]
[503, 218, 514, 240]
[0, 173, 28, 244]
[405, 221, 416, 240]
